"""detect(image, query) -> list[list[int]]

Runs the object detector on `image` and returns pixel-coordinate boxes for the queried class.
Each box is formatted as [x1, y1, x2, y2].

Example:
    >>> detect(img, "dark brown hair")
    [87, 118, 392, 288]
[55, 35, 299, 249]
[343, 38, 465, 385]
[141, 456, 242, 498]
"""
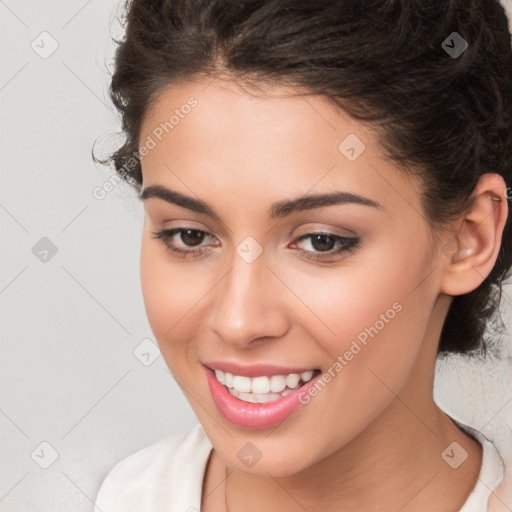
[94, 0, 512, 358]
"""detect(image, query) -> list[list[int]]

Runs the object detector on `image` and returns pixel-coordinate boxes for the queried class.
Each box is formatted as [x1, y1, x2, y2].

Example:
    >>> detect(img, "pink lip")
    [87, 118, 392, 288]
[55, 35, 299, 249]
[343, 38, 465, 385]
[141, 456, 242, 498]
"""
[203, 360, 319, 378]
[203, 365, 322, 429]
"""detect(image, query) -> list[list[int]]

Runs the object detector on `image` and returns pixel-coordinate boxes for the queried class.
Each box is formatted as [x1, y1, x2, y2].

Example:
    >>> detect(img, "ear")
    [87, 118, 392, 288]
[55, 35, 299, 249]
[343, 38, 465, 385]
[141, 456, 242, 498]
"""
[440, 173, 509, 296]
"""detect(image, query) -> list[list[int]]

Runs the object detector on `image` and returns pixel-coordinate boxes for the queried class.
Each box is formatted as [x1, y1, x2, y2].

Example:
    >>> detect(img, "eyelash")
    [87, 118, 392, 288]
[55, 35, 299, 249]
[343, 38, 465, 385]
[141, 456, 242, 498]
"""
[151, 228, 360, 262]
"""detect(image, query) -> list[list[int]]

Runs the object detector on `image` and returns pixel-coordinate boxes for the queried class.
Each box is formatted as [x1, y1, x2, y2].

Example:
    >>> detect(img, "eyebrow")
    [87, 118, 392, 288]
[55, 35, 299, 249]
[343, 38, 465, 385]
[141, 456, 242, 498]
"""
[140, 184, 382, 220]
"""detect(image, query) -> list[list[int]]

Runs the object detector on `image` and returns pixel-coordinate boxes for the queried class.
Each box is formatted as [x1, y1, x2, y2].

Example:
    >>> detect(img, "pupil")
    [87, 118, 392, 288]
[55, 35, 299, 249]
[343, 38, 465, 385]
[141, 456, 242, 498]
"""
[311, 234, 335, 252]
[182, 229, 204, 246]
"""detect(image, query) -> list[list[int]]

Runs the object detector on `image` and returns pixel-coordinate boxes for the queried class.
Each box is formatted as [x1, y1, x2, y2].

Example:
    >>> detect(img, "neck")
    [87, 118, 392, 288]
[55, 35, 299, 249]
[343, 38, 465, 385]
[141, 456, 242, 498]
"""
[224, 397, 482, 512]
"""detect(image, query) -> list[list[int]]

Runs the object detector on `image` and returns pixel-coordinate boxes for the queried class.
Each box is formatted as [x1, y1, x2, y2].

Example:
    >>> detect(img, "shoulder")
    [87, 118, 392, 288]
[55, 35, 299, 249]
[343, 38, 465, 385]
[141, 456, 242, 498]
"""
[487, 470, 512, 512]
[94, 423, 213, 512]
[452, 418, 509, 512]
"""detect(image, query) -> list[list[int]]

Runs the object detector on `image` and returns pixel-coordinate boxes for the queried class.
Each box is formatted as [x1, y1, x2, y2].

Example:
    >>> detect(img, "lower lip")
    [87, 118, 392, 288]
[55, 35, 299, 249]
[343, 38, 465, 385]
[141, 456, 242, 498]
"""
[204, 366, 322, 429]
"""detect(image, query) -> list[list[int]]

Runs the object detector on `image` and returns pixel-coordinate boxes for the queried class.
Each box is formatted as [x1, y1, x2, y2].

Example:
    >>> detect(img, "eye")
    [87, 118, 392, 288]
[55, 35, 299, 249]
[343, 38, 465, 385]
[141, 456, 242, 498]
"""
[289, 232, 360, 261]
[151, 228, 360, 261]
[151, 228, 217, 258]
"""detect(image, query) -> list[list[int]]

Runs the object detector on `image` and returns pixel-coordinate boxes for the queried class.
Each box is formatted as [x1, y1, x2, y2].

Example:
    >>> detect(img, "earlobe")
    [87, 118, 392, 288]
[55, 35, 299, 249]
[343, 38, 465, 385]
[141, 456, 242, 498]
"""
[440, 173, 509, 296]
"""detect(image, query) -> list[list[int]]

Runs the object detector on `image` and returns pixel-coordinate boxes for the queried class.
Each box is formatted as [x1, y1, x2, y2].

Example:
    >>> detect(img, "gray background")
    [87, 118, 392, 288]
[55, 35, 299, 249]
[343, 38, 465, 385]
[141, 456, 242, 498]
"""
[0, 1, 511, 510]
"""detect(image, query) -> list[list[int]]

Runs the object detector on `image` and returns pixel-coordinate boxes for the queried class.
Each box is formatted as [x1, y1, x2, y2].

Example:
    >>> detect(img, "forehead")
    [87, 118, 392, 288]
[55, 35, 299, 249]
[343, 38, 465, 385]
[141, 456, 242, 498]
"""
[141, 76, 359, 153]
[139, 77, 424, 221]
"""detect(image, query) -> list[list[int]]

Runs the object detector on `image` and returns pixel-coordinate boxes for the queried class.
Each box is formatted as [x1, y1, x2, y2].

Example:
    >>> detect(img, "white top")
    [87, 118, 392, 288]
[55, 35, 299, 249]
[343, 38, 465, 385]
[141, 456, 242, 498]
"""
[94, 418, 505, 512]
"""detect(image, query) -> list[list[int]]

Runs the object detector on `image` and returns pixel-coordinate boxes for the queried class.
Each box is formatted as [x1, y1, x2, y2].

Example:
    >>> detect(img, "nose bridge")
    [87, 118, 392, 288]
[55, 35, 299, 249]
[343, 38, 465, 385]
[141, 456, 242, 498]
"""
[209, 248, 288, 345]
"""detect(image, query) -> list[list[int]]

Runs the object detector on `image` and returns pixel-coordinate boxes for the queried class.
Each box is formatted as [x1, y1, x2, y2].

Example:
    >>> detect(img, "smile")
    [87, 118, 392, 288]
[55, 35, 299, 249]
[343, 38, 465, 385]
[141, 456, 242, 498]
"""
[214, 369, 319, 403]
[203, 364, 323, 429]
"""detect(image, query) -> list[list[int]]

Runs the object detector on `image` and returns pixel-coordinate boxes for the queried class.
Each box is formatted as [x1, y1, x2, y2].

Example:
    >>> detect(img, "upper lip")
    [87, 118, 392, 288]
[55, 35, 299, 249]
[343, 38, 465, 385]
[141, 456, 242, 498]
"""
[203, 361, 320, 378]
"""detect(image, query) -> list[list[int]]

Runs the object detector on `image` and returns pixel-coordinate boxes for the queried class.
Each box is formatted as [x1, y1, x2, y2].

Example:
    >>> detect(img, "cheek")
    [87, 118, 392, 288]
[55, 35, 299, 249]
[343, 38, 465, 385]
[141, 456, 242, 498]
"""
[139, 236, 205, 358]
[278, 236, 435, 381]
[264, 246, 436, 457]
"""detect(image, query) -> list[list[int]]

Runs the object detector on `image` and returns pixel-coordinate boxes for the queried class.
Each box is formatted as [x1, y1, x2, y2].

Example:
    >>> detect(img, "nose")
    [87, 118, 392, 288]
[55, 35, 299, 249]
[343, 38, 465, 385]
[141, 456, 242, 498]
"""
[207, 249, 290, 348]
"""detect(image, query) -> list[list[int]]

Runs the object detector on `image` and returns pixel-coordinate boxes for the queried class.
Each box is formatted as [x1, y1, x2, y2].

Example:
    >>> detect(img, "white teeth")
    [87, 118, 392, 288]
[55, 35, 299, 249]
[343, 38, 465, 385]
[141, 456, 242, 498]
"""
[214, 369, 317, 399]
[300, 370, 314, 382]
[285, 373, 300, 389]
[269, 375, 287, 393]
[224, 372, 234, 389]
[232, 375, 252, 393]
[251, 376, 270, 394]
[228, 388, 282, 403]
[214, 369, 225, 385]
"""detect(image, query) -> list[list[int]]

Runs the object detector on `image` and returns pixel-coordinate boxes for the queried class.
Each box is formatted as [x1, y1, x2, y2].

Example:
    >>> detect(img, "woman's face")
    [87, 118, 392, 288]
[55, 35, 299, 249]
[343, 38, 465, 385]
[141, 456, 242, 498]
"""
[139, 76, 448, 476]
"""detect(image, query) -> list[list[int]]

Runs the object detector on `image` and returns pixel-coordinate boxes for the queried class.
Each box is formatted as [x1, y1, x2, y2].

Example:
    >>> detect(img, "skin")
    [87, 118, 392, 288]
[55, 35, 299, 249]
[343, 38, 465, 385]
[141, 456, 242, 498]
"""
[489, 474, 512, 512]
[138, 75, 509, 512]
